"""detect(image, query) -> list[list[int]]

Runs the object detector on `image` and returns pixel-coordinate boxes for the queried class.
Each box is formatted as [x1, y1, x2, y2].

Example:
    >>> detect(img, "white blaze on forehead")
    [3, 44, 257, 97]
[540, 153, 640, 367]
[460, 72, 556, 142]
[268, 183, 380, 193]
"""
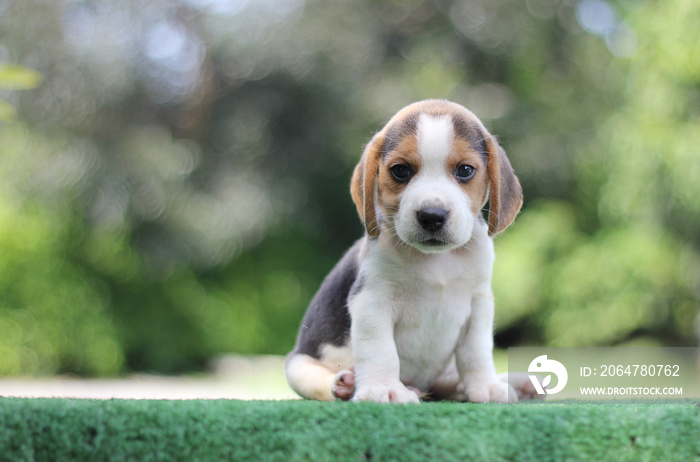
[395, 112, 475, 249]
[417, 113, 454, 176]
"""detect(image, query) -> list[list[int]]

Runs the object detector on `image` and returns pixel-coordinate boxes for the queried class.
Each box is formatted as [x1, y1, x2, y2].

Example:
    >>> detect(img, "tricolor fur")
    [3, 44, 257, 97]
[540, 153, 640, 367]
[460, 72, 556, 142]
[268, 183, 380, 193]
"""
[286, 100, 527, 403]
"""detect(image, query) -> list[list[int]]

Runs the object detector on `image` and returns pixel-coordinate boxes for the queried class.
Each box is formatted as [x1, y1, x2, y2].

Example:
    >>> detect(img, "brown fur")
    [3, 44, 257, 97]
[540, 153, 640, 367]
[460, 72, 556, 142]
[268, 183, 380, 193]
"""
[377, 139, 422, 231]
[447, 138, 489, 216]
[351, 133, 385, 238]
[484, 136, 523, 236]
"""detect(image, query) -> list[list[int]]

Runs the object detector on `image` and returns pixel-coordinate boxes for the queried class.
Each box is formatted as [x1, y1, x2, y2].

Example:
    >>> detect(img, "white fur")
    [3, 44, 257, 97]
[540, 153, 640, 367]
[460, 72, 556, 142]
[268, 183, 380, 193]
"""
[350, 219, 512, 403]
[318, 343, 353, 372]
[286, 353, 337, 401]
[416, 113, 453, 176]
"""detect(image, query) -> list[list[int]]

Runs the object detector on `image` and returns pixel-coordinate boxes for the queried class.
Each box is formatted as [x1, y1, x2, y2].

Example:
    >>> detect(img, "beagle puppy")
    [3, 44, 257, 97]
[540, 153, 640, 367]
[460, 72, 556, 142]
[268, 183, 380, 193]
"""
[286, 99, 528, 403]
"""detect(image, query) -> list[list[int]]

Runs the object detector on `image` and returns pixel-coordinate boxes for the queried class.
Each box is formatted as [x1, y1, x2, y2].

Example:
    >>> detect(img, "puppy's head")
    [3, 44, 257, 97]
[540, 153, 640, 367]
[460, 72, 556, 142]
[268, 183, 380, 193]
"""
[351, 100, 522, 252]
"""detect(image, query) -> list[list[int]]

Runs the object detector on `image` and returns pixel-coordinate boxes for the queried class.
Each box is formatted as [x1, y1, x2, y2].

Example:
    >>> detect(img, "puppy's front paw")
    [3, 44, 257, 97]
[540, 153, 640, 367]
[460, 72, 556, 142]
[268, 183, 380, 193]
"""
[458, 376, 517, 403]
[353, 382, 421, 404]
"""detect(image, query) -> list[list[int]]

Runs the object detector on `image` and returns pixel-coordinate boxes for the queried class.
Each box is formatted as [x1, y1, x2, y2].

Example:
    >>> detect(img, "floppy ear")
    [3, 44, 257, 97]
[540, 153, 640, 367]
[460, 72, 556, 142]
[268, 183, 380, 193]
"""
[484, 136, 523, 236]
[350, 132, 385, 238]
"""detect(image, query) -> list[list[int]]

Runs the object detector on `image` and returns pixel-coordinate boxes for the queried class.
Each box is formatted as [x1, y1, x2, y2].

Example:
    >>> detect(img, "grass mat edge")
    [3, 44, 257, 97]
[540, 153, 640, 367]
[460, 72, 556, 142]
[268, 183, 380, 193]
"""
[0, 398, 698, 461]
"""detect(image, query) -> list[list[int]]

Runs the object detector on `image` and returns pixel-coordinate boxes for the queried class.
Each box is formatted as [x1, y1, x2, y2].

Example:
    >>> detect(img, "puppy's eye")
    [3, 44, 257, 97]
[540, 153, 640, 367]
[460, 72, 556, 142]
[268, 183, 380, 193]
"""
[390, 164, 412, 183]
[455, 164, 476, 182]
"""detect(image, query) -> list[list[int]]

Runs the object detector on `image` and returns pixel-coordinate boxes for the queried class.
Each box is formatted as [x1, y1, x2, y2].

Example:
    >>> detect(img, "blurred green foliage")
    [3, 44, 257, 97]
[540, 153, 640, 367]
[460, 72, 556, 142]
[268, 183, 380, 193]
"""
[0, 63, 41, 120]
[0, 0, 698, 376]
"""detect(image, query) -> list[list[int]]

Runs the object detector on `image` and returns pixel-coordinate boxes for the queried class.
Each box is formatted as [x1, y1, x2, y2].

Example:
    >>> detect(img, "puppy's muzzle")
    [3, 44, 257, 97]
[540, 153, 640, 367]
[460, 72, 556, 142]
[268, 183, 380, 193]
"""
[417, 207, 448, 233]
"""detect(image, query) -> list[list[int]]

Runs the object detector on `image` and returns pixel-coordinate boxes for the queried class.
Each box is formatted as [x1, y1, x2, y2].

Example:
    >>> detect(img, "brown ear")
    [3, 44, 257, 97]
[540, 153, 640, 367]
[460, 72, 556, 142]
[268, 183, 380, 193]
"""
[350, 132, 385, 238]
[484, 136, 523, 236]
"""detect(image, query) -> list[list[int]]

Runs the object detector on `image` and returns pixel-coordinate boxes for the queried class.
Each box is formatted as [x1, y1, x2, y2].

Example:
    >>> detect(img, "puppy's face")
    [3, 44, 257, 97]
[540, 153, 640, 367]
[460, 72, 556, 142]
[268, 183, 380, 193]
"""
[378, 111, 489, 252]
[351, 100, 522, 250]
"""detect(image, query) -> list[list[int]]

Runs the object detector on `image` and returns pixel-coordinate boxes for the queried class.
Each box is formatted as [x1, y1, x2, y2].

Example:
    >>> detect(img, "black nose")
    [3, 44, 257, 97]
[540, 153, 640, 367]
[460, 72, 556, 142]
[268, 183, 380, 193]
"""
[417, 208, 448, 232]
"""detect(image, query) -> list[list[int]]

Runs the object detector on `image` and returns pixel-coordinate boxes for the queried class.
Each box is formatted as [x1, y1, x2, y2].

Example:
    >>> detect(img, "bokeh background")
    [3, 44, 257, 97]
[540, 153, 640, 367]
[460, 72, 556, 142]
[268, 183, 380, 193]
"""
[0, 0, 698, 377]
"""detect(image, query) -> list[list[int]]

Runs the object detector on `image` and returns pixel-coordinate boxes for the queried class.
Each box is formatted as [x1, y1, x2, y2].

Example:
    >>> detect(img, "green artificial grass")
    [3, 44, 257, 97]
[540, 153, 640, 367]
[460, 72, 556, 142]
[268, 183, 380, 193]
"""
[0, 398, 698, 462]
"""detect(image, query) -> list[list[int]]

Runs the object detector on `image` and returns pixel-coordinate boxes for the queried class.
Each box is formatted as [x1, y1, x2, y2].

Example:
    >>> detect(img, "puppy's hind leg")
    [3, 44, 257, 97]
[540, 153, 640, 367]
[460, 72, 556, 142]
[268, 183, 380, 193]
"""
[286, 353, 348, 401]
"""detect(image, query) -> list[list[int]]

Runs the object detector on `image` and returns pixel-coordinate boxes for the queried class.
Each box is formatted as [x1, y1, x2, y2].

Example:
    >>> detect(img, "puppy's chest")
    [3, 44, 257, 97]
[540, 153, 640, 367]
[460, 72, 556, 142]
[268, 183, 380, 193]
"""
[391, 271, 475, 388]
[393, 273, 472, 335]
[372, 252, 484, 329]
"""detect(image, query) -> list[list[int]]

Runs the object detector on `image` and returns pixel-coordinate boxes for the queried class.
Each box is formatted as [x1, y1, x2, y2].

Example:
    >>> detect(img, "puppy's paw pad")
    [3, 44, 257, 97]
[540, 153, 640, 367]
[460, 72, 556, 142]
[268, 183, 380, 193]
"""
[353, 383, 421, 404]
[331, 369, 355, 401]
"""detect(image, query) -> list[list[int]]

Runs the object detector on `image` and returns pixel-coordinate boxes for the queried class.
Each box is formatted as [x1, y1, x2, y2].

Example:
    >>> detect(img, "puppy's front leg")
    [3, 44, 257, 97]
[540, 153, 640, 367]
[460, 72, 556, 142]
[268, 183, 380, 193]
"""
[455, 287, 517, 403]
[349, 291, 420, 404]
